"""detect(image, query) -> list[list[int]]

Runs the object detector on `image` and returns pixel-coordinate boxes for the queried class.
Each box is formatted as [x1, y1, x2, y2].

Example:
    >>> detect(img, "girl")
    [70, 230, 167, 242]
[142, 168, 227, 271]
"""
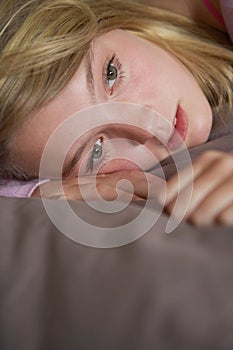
[0, 0, 232, 226]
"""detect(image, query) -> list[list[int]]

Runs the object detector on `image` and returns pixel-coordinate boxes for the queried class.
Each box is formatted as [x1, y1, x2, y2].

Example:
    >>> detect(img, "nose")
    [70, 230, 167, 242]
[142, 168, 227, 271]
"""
[114, 107, 173, 145]
[97, 101, 173, 145]
[114, 124, 159, 145]
[111, 136, 166, 171]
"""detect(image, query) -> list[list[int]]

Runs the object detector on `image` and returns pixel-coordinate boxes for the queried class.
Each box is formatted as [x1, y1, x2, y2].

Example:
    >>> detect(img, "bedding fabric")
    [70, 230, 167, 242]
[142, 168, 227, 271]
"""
[0, 119, 233, 350]
[220, 0, 233, 42]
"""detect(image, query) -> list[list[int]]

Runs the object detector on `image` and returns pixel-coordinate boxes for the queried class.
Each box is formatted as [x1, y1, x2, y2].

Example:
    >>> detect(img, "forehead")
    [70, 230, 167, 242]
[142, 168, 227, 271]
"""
[10, 58, 90, 164]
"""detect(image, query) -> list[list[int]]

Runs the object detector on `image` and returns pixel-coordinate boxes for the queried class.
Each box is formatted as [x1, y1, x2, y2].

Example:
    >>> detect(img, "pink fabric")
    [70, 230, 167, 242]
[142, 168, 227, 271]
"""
[0, 179, 49, 198]
[203, 0, 233, 42]
[203, 0, 225, 25]
[220, 0, 233, 42]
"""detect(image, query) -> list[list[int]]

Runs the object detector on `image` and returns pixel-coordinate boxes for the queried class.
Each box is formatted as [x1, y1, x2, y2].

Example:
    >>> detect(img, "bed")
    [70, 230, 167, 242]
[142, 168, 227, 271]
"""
[0, 108, 233, 350]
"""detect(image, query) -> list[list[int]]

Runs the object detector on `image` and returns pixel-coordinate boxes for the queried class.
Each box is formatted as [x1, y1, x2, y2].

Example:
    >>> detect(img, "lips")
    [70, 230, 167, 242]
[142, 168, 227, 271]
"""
[166, 105, 189, 150]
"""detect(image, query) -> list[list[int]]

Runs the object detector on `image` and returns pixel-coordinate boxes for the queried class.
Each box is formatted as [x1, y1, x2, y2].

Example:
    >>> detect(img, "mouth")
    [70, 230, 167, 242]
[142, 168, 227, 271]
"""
[166, 105, 189, 151]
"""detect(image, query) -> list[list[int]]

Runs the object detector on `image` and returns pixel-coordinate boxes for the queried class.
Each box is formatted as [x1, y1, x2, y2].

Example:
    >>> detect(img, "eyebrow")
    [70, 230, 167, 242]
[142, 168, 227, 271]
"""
[86, 48, 97, 103]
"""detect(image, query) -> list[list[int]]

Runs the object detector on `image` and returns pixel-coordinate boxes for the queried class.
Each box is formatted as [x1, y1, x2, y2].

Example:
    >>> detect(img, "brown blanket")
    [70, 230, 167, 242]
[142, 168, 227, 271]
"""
[0, 114, 233, 350]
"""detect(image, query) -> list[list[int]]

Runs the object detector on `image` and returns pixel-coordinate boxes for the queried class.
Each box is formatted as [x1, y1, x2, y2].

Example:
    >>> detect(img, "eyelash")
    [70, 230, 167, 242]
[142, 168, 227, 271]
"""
[86, 137, 112, 173]
[86, 54, 125, 171]
[73, 55, 125, 174]
[103, 53, 125, 95]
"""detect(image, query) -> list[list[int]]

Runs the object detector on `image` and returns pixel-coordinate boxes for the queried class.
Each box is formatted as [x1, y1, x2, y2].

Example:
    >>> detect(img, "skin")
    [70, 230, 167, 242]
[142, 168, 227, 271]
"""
[11, 30, 212, 175]
[10, 29, 233, 226]
[163, 151, 233, 226]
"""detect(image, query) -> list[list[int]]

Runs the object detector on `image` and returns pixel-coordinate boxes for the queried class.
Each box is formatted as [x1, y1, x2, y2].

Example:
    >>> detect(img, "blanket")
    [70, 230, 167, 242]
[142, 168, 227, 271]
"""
[0, 109, 233, 349]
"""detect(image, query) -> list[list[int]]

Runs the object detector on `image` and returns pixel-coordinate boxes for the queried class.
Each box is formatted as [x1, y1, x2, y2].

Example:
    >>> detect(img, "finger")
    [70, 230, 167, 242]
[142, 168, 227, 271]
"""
[32, 180, 63, 199]
[63, 176, 137, 201]
[116, 173, 165, 200]
[97, 170, 165, 200]
[185, 153, 233, 218]
[217, 202, 233, 226]
[165, 151, 222, 205]
[36, 170, 165, 201]
[63, 173, 147, 201]
[34, 178, 84, 200]
[188, 175, 233, 226]
[165, 152, 233, 217]
[73, 180, 143, 202]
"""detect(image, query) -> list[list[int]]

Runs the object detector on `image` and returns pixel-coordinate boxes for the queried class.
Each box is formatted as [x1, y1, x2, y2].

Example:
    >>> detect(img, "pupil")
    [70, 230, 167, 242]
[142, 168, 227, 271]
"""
[93, 144, 102, 159]
[107, 65, 117, 80]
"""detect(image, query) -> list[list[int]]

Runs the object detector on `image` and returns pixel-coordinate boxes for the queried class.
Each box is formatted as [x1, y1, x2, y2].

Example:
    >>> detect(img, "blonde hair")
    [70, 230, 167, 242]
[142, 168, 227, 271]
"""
[0, 0, 233, 179]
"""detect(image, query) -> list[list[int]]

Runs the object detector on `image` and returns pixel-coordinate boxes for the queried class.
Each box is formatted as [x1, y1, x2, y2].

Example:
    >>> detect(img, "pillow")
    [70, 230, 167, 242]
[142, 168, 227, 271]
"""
[0, 112, 233, 350]
[0, 134, 233, 350]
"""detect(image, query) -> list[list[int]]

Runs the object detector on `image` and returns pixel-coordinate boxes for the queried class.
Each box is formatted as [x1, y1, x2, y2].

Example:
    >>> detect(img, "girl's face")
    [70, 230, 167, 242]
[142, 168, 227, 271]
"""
[11, 29, 212, 178]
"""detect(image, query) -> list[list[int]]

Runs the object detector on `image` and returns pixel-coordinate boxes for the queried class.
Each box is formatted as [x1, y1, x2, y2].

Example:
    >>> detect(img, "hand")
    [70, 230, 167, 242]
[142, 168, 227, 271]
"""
[163, 151, 233, 226]
[32, 169, 164, 202]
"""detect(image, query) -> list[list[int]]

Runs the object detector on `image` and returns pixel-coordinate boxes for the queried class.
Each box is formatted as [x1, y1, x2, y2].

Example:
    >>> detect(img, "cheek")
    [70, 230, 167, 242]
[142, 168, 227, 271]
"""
[130, 45, 181, 93]
[190, 106, 213, 145]
[124, 56, 165, 98]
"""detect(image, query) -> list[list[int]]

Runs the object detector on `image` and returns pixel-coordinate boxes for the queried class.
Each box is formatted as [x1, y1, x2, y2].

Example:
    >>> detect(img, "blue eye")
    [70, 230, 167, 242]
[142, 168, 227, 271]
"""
[92, 138, 103, 160]
[104, 53, 125, 95]
[86, 138, 103, 172]
[106, 62, 118, 89]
